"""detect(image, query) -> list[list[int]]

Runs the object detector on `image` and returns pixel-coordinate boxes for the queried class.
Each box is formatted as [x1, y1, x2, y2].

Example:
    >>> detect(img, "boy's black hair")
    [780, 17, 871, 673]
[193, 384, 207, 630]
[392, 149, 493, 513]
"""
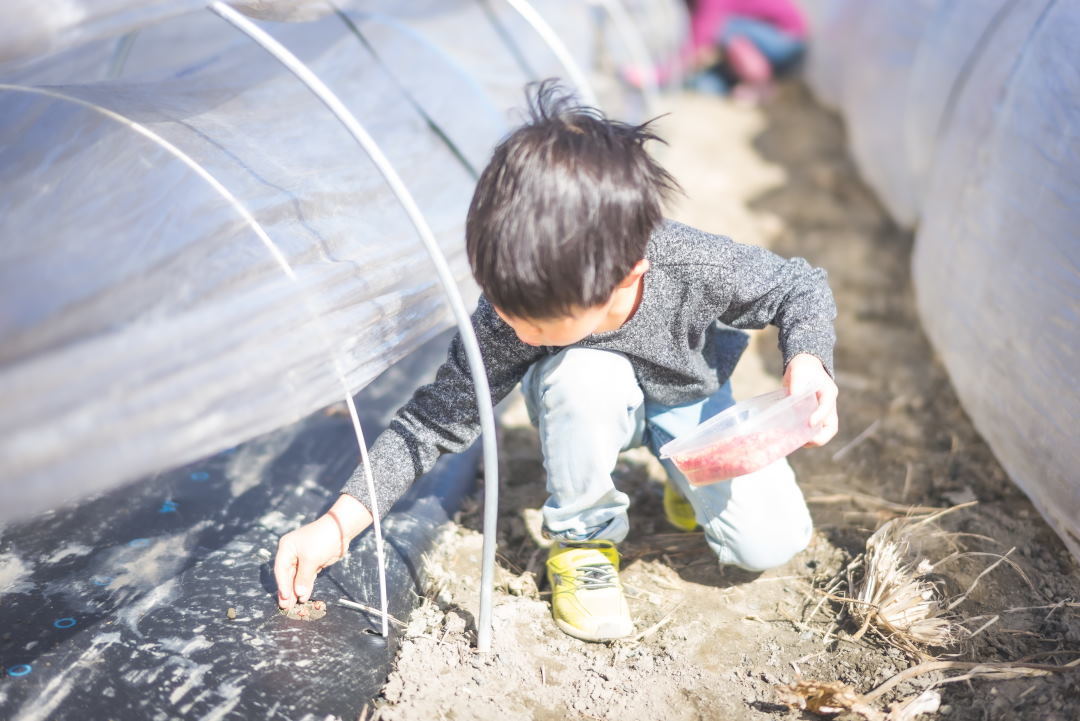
[466, 80, 680, 320]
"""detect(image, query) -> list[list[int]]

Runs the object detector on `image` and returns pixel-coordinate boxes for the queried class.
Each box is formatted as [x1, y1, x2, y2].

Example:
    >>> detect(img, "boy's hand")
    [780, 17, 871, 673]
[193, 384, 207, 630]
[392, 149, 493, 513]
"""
[274, 493, 372, 610]
[783, 353, 839, 447]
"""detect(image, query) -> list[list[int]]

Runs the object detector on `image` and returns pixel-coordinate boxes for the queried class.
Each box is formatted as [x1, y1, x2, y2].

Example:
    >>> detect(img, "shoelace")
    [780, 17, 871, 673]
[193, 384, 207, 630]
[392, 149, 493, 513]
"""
[575, 563, 617, 590]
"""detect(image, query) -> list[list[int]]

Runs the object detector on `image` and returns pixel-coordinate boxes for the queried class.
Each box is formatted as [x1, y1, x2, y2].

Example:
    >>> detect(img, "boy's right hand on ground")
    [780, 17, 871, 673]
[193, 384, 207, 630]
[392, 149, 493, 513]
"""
[274, 493, 373, 610]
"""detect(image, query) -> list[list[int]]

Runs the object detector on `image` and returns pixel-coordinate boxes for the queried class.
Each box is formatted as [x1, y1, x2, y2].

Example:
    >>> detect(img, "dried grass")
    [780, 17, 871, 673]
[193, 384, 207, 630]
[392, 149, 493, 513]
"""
[336, 598, 407, 628]
[781, 500, 1080, 719]
[775, 681, 941, 721]
[848, 517, 961, 648]
[864, 657, 1080, 703]
[775, 680, 879, 717]
[823, 503, 1025, 655]
[625, 602, 683, 643]
[777, 658, 1080, 719]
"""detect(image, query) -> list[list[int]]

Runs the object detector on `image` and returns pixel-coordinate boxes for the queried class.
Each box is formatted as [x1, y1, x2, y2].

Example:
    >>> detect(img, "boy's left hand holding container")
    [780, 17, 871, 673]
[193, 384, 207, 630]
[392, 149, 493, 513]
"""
[274, 494, 372, 609]
[783, 352, 839, 448]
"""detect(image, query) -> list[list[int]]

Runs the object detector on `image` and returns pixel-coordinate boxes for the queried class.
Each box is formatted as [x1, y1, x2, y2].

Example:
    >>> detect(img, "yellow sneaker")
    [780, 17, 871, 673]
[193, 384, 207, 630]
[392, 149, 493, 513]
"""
[663, 481, 699, 532]
[546, 540, 633, 641]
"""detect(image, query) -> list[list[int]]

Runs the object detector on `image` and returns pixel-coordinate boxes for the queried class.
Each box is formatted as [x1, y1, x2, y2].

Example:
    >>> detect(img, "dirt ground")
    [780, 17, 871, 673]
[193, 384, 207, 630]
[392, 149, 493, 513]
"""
[366, 85, 1080, 721]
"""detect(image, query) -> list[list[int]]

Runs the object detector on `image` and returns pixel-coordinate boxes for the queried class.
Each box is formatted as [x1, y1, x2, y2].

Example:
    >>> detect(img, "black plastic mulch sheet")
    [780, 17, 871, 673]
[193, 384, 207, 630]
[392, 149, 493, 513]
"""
[0, 334, 477, 720]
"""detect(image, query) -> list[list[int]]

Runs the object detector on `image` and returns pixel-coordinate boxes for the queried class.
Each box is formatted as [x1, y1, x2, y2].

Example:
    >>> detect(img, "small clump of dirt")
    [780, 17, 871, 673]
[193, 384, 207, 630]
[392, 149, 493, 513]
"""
[283, 600, 327, 621]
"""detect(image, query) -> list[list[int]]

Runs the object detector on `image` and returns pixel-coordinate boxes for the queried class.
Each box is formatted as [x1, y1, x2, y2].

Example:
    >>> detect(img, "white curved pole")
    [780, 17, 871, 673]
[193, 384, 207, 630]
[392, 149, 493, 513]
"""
[208, 1, 502, 651]
[503, 0, 599, 106]
[590, 0, 660, 115]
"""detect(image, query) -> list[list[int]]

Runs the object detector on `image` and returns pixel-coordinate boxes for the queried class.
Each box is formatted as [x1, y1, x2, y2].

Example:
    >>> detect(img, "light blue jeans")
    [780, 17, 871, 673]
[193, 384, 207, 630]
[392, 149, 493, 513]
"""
[690, 16, 807, 95]
[523, 347, 812, 571]
[721, 16, 806, 72]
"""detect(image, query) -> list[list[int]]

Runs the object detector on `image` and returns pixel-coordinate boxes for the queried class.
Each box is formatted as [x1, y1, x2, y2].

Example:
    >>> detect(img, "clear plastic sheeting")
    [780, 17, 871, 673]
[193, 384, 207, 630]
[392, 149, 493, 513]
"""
[0, 0, 343, 70]
[0, 0, 205, 70]
[838, 0, 939, 229]
[1, 3, 686, 522]
[799, 0, 1080, 561]
[619, 0, 690, 76]
[358, 0, 682, 121]
[341, 3, 532, 145]
[903, 0, 1016, 197]
[1, 12, 479, 521]
[914, 0, 1080, 561]
[801, 0, 939, 228]
[797, 0, 863, 112]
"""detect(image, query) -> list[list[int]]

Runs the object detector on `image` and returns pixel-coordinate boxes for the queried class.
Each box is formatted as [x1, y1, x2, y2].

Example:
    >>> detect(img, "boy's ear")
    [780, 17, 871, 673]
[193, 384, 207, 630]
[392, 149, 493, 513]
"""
[616, 259, 651, 288]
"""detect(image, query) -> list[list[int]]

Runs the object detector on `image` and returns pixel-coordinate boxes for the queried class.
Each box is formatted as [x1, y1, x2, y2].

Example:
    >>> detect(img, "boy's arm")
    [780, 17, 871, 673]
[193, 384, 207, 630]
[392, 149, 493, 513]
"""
[714, 240, 839, 446]
[340, 297, 541, 516]
[714, 241, 836, 374]
[275, 297, 540, 609]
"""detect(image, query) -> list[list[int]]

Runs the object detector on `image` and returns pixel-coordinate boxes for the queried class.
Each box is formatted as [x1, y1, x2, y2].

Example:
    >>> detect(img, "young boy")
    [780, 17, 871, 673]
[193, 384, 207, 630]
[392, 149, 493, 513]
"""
[275, 83, 838, 642]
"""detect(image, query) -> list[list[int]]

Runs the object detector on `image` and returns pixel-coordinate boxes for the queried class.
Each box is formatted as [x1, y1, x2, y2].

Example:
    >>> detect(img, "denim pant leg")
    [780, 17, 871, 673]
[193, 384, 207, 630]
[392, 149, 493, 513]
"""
[523, 348, 646, 543]
[645, 384, 813, 571]
[721, 16, 806, 72]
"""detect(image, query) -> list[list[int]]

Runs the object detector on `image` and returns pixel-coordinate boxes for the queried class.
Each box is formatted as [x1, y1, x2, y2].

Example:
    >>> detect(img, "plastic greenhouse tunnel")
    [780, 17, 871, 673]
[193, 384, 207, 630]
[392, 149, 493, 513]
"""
[800, 0, 1080, 562]
[0, 1, 684, 719]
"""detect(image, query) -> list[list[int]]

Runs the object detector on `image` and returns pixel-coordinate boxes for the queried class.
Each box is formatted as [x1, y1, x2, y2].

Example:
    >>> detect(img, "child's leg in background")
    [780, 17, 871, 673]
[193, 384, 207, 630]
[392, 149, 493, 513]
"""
[689, 17, 804, 95]
[522, 348, 646, 543]
[721, 16, 806, 73]
[646, 385, 813, 571]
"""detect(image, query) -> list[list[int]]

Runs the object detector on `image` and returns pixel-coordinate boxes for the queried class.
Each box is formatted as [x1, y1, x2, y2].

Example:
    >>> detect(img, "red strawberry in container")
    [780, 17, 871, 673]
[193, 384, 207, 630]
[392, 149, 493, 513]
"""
[660, 389, 822, 486]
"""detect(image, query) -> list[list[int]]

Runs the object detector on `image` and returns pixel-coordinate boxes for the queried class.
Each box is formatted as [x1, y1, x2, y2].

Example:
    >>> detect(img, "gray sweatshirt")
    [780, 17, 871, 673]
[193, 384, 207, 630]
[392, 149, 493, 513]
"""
[343, 220, 836, 516]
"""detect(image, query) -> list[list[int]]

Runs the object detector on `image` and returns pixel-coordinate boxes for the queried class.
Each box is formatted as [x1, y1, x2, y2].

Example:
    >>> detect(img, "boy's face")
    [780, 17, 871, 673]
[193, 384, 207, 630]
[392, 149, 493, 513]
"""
[493, 302, 613, 348]
[490, 258, 650, 347]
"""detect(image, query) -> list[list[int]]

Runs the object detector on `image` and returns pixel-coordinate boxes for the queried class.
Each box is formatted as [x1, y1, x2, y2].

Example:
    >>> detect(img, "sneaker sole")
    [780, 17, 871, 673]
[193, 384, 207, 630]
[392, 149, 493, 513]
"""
[554, 616, 634, 643]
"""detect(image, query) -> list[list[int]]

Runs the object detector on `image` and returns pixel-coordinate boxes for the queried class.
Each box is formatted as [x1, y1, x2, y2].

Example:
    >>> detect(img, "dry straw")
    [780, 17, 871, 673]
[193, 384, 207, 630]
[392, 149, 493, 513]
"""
[849, 515, 960, 648]
[780, 503, 1079, 717]
[830, 502, 1023, 655]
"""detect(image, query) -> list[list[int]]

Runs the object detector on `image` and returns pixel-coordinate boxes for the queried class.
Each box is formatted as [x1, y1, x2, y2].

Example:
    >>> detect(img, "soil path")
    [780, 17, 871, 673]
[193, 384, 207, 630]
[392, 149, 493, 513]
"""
[367, 85, 1080, 721]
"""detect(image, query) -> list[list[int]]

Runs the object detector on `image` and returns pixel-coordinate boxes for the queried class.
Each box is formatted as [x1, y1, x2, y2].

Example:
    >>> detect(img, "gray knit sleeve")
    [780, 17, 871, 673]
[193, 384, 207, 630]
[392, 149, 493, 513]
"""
[715, 241, 837, 375]
[341, 297, 541, 519]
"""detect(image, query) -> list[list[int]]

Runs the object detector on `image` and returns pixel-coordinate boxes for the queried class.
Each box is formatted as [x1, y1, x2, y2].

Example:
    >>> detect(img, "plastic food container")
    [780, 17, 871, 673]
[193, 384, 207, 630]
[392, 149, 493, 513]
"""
[659, 389, 821, 486]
